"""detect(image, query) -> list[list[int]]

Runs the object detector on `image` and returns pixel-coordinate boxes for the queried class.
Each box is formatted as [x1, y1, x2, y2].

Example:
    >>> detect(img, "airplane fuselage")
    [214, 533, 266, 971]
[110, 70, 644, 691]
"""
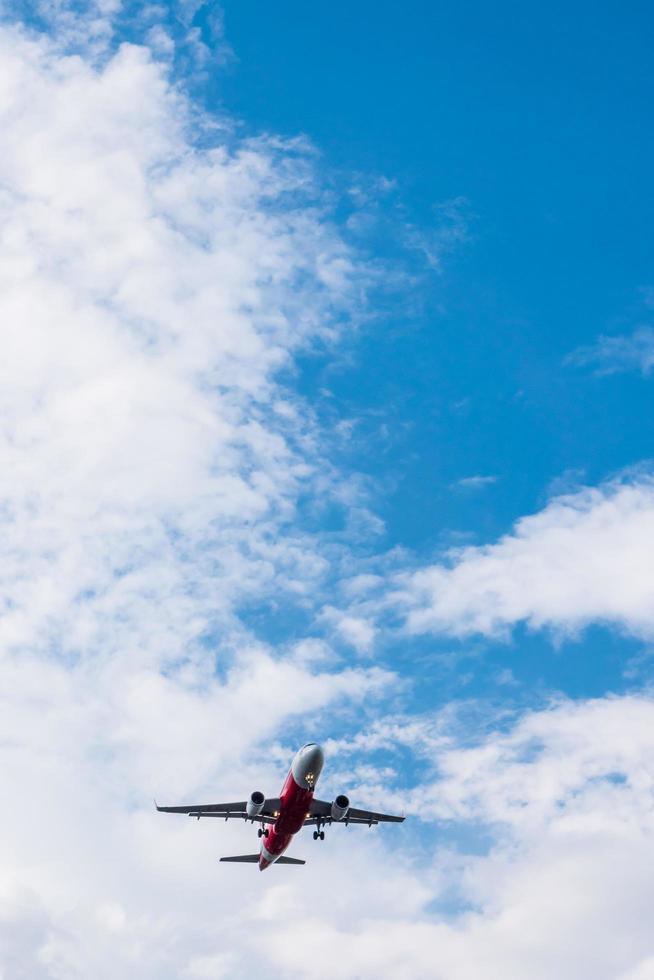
[259, 742, 324, 870]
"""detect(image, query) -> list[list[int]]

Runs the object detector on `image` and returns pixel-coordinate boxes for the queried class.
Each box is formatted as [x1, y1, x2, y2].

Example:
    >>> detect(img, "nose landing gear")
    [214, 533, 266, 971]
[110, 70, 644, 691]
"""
[257, 827, 269, 838]
[312, 830, 325, 841]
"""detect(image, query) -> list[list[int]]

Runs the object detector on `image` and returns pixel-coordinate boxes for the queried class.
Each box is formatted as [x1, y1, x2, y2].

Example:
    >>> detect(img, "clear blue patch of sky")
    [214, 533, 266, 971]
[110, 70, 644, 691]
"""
[393, 625, 652, 706]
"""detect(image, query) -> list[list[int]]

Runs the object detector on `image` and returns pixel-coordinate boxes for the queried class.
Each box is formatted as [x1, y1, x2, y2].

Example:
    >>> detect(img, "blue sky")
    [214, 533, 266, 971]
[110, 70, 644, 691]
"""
[2, 1, 654, 976]
[220, 0, 645, 446]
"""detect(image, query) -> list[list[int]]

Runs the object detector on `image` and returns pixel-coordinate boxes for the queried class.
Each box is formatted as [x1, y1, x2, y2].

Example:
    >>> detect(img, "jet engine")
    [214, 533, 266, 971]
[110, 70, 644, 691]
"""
[331, 794, 350, 821]
[246, 791, 265, 818]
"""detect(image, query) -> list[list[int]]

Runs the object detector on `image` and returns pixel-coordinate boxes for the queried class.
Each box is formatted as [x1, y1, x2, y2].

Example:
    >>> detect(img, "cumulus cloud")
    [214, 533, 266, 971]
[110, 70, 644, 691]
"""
[320, 605, 378, 654]
[397, 475, 654, 640]
[0, 21, 368, 665]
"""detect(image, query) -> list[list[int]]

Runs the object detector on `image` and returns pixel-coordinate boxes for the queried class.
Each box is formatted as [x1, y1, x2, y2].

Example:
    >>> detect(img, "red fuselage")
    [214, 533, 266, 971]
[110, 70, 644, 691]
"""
[258, 771, 313, 869]
[259, 742, 324, 870]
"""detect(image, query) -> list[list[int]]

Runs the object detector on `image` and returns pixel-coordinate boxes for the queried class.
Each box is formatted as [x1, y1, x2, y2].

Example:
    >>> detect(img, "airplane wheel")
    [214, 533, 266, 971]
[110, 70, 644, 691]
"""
[257, 828, 263, 838]
[264, 829, 269, 838]
[313, 831, 318, 840]
[320, 831, 325, 841]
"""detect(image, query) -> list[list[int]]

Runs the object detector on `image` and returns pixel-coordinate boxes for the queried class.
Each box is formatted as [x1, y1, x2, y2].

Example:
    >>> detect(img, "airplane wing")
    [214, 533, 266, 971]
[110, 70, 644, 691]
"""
[309, 798, 405, 825]
[156, 798, 281, 824]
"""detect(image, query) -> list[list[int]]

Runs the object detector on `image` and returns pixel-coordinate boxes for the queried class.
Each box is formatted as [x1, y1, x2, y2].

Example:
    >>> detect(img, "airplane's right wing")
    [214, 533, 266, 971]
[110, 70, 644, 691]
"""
[156, 798, 280, 824]
[156, 801, 247, 815]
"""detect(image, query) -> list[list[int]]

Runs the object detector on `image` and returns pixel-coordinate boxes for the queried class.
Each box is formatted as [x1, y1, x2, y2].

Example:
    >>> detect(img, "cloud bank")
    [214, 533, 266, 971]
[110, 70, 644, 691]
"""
[0, 16, 396, 977]
[250, 695, 654, 980]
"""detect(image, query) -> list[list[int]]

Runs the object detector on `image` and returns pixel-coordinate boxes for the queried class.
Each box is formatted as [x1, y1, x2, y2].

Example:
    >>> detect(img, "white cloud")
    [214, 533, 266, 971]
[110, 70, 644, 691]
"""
[182, 954, 236, 980]
[5, 0, 122, 55]
[397, 475, 654, 640]
[0, 644, 396, 977]
[0, 23, 368, 666]
[321, 606, 378, 654]
[0, 15, 402, 977]
[567, 325, 654, 375]
[259, 695, 654, 980]
[404, 196, 472, 271]
[454, 474, 498, 490]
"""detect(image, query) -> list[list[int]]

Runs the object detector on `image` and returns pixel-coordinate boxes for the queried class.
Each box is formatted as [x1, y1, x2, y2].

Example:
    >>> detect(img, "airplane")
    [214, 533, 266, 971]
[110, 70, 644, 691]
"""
[156, 742, 405, 870]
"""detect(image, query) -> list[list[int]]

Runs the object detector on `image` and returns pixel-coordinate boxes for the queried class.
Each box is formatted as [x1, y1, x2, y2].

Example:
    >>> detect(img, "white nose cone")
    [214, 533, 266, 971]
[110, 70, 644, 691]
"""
[292, 742, 324, 790]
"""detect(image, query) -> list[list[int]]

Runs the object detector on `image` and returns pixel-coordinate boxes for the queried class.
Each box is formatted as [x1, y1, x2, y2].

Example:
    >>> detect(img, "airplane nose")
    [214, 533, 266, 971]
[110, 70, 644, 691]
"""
[292, 743, 325, 789]
[306, 744, 324, 771]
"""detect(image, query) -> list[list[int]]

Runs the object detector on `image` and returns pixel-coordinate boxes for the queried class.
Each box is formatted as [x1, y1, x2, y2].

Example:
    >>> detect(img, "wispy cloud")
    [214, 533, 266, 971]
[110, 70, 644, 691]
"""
[567, 325, 654, 375]
[404, 196, 473, 271]
[454, 474, 498, 490]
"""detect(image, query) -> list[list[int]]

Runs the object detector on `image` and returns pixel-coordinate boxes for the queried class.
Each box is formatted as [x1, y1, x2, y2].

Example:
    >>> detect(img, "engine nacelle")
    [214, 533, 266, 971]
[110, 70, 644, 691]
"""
[246, 791, 265, 818]
[331, 794, 350, 821]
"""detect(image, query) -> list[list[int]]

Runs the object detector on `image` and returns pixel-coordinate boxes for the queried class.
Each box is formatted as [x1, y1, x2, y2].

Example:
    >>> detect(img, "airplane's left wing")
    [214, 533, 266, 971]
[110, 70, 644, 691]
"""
[309, 798, 405, 825]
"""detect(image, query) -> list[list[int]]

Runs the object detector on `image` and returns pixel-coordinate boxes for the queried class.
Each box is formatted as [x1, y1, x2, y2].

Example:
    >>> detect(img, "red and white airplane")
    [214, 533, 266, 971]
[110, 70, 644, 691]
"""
[157, 742, 404, 870]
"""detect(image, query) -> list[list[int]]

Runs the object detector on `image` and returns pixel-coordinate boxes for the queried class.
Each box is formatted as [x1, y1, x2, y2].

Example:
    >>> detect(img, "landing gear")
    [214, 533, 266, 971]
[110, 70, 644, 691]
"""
[313, 830, 325, 841]
[257, 828, 269, 838]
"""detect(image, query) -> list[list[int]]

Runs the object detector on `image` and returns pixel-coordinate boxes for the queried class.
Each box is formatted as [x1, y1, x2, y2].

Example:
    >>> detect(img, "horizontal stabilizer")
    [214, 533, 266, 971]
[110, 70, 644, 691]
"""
[219, 854, 259, 863]
[219, 854, 306, 865]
